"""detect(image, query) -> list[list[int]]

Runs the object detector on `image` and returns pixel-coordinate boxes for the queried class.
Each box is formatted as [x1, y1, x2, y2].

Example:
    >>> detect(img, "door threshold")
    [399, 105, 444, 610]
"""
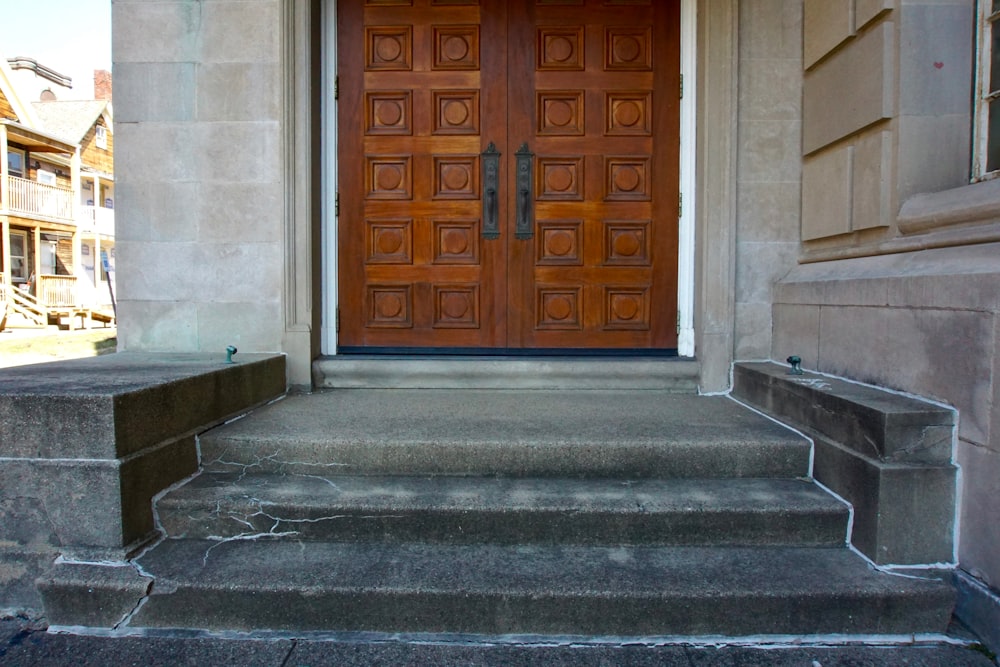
[336, 347, 680, 358]
[313, 356, 700, 391]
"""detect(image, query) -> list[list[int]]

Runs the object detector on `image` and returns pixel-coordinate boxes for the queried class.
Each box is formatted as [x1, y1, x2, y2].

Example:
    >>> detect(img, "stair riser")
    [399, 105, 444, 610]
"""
[131, 588, 955, 637]
[199, 441, 812, 479]
[158, 506, 848, 547]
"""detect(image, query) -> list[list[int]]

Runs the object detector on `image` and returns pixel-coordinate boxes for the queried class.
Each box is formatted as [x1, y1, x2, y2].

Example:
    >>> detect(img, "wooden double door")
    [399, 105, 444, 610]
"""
[338, 0, 680, 351]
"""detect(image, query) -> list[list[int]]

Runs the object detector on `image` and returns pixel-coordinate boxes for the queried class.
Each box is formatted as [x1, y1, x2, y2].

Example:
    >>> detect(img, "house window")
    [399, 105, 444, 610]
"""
[8, 230, 28, 281]
[36, 170, 56, 186]
[95, 125, 107, 150]
[7, 148, 25, 178]
[975, 1, 1000, 179]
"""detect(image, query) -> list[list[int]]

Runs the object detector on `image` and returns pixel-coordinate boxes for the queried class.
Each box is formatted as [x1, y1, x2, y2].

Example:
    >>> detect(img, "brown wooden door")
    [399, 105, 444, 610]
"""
[338, 0, 679, 351]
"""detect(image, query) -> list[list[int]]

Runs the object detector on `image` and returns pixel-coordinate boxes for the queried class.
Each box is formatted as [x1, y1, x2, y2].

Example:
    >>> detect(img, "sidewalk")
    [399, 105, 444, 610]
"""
[0, 326, 116, 368]
[2, 617, 997, 666]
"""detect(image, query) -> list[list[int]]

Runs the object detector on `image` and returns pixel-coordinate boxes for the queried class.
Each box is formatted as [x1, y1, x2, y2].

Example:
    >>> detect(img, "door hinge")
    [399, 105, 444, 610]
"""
[334, 75, 339, 101]
[678, 191, 683, 218]
[680, 73, 683, 100]
[677, 310, 681, 335]
[335, 192, 340, 217]
[336, 307, 341, 332]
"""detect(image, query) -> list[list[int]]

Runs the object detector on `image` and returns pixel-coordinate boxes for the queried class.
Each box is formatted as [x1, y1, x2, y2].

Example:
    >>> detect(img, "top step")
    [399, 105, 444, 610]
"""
[313, 356, 700, 391]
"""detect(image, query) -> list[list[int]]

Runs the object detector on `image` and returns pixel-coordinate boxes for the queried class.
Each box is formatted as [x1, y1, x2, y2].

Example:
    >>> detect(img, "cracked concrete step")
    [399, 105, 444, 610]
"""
[124, 540, 955, 636]
[200, 392, 810, 478]
[156, 473, 849, 547]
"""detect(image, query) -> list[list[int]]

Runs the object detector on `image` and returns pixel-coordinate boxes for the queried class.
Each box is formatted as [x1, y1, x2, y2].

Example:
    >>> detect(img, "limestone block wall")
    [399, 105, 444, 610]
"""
[775, 0, 1000, 646]
[733, 0, 803, 360]
[800, 0, 973, 257]
[113, 0, 287, 358]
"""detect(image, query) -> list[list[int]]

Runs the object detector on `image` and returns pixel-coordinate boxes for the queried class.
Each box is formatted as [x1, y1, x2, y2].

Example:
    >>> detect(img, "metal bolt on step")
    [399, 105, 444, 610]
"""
[786, 355, 803, 375]
[224, 345, 238, 364]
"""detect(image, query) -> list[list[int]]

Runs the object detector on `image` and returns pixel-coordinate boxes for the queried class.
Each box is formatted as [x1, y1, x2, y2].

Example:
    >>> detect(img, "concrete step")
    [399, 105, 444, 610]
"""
[313, 356, 700, 391]
[157, 473, 849, 547]
[117, 539, 955, 636]
[200, 391, 811, 478]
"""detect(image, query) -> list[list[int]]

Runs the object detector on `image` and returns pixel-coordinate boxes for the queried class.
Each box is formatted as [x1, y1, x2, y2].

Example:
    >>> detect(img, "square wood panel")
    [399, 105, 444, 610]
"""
[605, 27, 651, 71]
[605, 91, 651, 136]
[605, 156, 651, 201]
[366, 219, 413, 264]
[536, 220, 583, 265]
[537, 156, 584, 200]
[604, 286, 650, 330]
[366, 156, 413, 199]
[536, 286, 582, 330]
[537, 27, 585, 70]
[604, 220, 650, 265]
[367, 285, 413, 328]
[433, 284, 480, 328]
[433, 90, 480, 135]
[433, 220, 480, 264]
[434, 156, 479, 199]
[433, 26, 480, 70]
[537, 91, 584, 135]
[366, 91, 412, 135]
[366, 26, 412, 71]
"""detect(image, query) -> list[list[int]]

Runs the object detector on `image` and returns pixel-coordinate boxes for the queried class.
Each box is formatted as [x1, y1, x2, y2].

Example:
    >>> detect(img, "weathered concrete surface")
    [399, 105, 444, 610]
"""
[0, 353, 286, 460]
[732, 362, 957, 565]
[2, 617, 995, 667]
[0, 353, 286, 617]
[200, 391, 811, 479]
[734, 361, 955, 464]
[129, 539, 955, 636]
[157, 473, 849, 547]
[314, 357, 700, 391]
[37, 564, 152, 628]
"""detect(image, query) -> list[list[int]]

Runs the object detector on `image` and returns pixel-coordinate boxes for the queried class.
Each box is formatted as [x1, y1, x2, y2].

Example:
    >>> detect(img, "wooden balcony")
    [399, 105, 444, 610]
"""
[78, 205, 115, 237]
[2, 175, 75, 223]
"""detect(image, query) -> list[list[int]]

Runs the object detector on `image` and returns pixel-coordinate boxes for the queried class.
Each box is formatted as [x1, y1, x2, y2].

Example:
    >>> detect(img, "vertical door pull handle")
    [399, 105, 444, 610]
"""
[481, 142, 501, 239]
[515, 142, 534, 239]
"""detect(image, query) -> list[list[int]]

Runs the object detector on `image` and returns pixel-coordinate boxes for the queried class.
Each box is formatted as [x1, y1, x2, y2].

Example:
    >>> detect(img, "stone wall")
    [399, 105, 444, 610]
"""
[733, 0, 803, 360]
[112, 0, 289, 363]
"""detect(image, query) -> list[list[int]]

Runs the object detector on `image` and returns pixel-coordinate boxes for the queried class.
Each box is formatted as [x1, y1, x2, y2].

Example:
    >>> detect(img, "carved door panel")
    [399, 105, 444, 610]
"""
[338, 0, 679, 351]
[338, 0, 509, 349]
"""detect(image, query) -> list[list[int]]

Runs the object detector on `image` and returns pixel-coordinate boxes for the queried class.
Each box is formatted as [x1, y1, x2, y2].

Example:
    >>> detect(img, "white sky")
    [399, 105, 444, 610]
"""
[0, 0, 111, 100]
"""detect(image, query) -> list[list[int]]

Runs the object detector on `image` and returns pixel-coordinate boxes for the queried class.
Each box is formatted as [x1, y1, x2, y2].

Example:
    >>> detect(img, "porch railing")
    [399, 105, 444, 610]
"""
[78, 205, 115, 237]
[37, 275, 78, 308]
[0, 276, 47, 327]
[3, 175, 74, 222]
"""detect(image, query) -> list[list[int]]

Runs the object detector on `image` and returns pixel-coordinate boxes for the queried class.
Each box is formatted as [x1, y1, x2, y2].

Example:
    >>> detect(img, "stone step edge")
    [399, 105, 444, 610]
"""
[155, 473, 849, 546]
[313, 357, 700, 390]
[115, 540, 956, 636]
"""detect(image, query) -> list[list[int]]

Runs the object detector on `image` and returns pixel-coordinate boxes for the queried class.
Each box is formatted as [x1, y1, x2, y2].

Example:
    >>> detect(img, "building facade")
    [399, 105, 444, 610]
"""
[111, 0, 1000, 644]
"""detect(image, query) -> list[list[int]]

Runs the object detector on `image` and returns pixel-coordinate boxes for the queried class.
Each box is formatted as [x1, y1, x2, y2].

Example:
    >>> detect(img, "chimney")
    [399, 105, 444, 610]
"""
[94, 69, 112, 101]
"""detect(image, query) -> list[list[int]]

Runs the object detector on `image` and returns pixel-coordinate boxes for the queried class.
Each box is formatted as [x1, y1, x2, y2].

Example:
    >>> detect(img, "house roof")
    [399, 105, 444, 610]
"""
[31, 99, 110, 144]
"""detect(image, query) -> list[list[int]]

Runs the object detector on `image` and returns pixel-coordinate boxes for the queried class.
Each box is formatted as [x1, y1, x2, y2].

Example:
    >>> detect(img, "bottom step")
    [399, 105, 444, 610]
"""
[104, 540, 956, 636]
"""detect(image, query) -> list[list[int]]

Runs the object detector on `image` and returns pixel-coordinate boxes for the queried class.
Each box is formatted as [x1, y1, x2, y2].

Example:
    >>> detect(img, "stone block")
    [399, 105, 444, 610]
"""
[113, 123, 193, 185]
[812, 434, 955, 564]
[194, 122, 281, 184]
[732, 362, 958, 565]
[115, 182, 200, 243]
[113, 63, 196, 124]
[738, 120, 802, 184]
[851, 129, 892, 232]
[196, 183, 283, 243]
[739, 57, 802, 122]
[0, 354, 286, 460]
[803, 22, 893, 154]
[739, 0, 803, 60]
[734, 302, 772, 360]
[195, 301, 284, 354]
[802, 145, 851, 240]
[771, 303, 820, 366]
[112, 1, 201, 64]
[956, 441, 1000, 587]
[855, 0, 893, 31]
[38, 563, 152, 628]
[897, 113, 973, 203]
[954, 570, 1000, 655]
[200, 1, 280, 64]
[734, 362, 955, 464]
[899, 3, 974, 117]
[117, 301, 199, 352]
[818, 305, 992, 446]
[196, 63, 281, 123]
[736, 181, 802, 242]
[803, 0, 853, 69]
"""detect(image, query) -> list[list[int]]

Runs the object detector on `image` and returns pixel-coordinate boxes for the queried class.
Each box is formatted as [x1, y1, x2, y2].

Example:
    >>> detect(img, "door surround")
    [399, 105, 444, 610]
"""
[293, 0, 738, 388]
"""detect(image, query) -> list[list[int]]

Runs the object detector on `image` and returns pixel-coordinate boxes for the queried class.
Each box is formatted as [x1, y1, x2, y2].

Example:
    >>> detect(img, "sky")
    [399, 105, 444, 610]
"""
[0, 0, 111, 100]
